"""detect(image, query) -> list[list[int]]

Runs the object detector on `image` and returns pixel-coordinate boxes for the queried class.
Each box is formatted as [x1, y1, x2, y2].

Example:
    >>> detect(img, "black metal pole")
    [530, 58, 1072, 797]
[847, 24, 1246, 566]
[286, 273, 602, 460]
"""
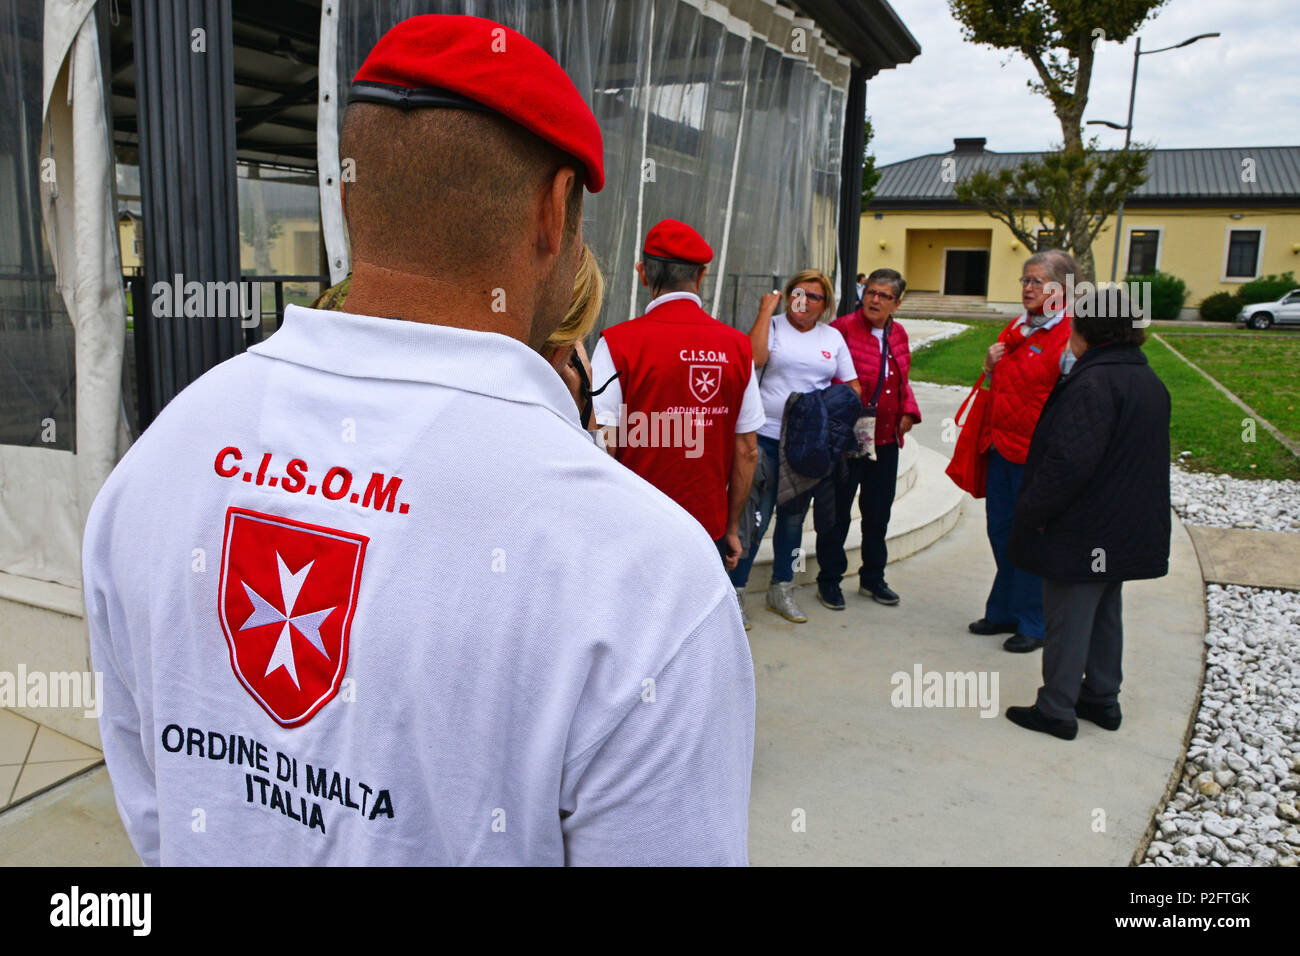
[132, 0, 241, 428]
[837, 65, 867, 317]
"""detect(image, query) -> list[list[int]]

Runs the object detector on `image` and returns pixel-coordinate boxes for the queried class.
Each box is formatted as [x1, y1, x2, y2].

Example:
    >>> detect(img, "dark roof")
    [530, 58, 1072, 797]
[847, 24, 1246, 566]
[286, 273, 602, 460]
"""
[869, 144, 1300, 207]
[792, 0, 921, 77]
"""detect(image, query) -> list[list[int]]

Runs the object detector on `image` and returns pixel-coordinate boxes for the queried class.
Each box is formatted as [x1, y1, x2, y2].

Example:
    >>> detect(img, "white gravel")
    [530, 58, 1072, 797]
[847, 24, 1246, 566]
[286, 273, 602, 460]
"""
[1171, 462, 1300, 533]
[1141, 585, 1300, 867]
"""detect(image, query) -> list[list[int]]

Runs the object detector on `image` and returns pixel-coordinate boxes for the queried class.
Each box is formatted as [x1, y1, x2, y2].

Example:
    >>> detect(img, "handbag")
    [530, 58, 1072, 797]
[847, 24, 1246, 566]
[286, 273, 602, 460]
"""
[847, 321, 894, 461]
[945, 371, 992, 497]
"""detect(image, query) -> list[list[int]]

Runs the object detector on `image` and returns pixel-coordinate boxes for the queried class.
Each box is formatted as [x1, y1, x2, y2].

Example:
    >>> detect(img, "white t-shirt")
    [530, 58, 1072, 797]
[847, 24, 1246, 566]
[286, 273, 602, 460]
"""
[83, 304, 755, 866]
[756, 313, 857, 440]
[589, 292, 765, 433]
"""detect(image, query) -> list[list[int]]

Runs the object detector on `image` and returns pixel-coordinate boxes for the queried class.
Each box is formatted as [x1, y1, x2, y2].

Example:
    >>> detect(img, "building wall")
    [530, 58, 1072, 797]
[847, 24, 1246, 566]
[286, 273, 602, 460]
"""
[902, 227, 992, 292]
[238, 215, 323, 276]
[860, 210, 1027, 306]
[861, 206, 1300, 312]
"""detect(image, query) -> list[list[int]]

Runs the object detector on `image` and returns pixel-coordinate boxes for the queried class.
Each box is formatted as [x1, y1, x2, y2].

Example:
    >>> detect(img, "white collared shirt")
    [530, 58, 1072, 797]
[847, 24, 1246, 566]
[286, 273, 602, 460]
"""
[645, 290, 703, 312]
[83, 304, 754, 866]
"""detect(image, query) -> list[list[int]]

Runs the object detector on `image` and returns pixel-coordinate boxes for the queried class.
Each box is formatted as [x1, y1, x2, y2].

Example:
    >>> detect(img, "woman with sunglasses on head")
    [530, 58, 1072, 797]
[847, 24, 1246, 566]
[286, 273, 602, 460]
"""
[731, 269, 859, 627]
[968, 249, 1076, 654]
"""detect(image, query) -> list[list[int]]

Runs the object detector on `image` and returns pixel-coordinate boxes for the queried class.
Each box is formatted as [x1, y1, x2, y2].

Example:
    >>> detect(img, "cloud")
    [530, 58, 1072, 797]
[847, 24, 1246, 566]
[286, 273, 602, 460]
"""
[867, 0, 1300, 166]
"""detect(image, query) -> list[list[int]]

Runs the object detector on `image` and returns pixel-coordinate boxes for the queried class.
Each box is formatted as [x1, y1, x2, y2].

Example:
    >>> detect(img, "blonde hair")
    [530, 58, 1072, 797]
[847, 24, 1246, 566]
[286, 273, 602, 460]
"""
[783, 268, 835, 318]
[545, 243, 605, 349]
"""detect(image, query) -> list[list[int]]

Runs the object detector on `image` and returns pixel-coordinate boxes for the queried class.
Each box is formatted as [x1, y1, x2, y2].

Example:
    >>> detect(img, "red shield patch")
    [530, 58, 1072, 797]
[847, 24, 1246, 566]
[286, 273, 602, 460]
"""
[688, 364, 722, 404]
[821, 350, 832, 359]
[218, 507, 368, 727]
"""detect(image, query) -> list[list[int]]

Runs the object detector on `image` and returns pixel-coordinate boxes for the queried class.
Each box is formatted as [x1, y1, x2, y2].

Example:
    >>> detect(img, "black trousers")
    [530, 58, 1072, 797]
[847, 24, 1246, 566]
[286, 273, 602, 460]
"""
[815, 442, 899, 590]
[1035, 579, 1125, 720]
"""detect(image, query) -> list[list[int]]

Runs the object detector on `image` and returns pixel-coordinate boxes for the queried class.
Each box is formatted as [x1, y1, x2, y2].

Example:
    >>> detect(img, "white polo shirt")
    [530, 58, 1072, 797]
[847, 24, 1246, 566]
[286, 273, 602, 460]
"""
[83, 304, 755, 866]
[755, 313, 856, 440]
[588, 292, 765, 433]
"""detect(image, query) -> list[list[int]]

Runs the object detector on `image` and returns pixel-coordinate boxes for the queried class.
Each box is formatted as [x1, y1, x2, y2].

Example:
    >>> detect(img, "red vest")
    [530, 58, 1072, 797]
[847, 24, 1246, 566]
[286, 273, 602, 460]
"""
[987, 313, 1073, 464]
[601, 298, 753, 540]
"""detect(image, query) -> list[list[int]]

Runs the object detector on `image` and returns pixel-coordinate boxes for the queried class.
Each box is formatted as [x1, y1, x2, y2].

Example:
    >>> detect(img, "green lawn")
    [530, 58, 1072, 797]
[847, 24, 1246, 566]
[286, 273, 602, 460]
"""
[1157, 334, 1300, 446]
[907, 320, 1300, 480]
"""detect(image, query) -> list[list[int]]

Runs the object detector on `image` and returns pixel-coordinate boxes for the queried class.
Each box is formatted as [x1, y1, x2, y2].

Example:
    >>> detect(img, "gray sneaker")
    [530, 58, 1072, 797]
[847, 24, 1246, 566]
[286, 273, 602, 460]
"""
[735, 587, 751, 631]
[766, 580, 807, 623]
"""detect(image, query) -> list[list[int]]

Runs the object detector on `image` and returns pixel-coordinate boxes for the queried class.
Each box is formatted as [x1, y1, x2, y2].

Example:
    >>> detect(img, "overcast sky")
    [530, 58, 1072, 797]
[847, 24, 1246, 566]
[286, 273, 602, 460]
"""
[865, 0, 1300, 166]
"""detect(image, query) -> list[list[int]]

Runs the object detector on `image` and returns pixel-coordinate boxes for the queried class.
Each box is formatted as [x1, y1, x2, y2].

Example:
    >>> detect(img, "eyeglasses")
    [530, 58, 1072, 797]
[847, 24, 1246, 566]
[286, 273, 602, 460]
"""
[863, 290, 897, 302]
[791, 290, 826, 302]
[1020, 277, 1046, 288]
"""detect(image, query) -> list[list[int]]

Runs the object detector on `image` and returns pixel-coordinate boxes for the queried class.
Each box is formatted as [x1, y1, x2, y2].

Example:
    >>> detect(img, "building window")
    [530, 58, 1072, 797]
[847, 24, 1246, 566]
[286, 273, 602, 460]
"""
[1225, 229, 1262, 278]
[1035, 228, 1061, 251]
[1127, 229, 1160, 274]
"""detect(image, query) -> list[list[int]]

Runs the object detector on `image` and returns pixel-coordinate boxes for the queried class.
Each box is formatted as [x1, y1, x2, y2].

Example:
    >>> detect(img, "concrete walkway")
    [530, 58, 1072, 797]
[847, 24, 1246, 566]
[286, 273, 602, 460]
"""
[744, 496, 1205, 865]
[0, 385, 1208, 866]
[743, 384, 1207, 865]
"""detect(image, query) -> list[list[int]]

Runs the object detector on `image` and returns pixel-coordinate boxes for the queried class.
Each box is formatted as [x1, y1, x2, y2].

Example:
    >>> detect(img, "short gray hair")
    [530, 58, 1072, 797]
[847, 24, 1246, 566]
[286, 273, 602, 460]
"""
[1023, 249, 1078, 290]
[864, 267, 906, 300]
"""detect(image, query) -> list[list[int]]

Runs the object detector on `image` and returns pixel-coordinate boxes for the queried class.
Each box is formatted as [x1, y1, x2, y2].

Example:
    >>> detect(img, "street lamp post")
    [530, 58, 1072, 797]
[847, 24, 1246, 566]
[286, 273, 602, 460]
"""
[1088, 32, 1220, 282]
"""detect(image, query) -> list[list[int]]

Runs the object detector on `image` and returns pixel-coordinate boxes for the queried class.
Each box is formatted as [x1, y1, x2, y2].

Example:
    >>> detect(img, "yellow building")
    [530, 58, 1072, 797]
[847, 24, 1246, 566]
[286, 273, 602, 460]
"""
[861, 140, 1300, 318]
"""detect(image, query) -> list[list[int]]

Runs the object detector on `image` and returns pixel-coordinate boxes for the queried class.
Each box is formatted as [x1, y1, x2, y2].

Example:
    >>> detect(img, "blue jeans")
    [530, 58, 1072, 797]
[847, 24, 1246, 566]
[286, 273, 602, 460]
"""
[730, 435, 808, 587]
[984, 447, 1045, 639]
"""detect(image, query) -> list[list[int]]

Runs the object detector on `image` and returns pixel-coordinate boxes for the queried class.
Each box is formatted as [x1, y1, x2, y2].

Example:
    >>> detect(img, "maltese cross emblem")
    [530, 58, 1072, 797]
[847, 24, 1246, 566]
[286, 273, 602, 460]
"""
[218, 508, 368, 726]
[688, 364, 723, 404]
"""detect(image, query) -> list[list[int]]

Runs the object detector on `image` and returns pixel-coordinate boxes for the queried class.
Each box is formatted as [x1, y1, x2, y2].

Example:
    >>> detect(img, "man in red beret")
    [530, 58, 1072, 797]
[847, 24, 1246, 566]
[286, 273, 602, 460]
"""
[85, 16, 753, 867]
[590, 220, 764, 596]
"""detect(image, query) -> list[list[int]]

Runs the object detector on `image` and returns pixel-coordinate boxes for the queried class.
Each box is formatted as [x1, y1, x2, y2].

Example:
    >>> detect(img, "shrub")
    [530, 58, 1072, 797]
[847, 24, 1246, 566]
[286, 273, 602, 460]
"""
[1234, 272, 1298, 306]
[1199, 291, 1239, 323]
[1126, 270, 1189, 321]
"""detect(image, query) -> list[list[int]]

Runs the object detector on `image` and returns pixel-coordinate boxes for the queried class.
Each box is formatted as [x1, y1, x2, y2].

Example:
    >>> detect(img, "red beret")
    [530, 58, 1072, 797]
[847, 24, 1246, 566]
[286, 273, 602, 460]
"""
[350, 15, 604, 193]
[643, 219, 713, 265]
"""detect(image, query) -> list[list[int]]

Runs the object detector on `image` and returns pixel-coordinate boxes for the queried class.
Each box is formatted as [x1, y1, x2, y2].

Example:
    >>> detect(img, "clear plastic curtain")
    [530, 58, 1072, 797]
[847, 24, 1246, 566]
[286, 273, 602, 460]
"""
[0, 0, 82, 585]
[334, 0, 848, 337]
[0, 0, 75, 452]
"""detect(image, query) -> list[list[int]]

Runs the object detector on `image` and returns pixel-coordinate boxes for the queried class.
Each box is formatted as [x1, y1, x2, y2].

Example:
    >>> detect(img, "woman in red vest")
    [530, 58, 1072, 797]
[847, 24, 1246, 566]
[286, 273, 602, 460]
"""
[969, 250, 1076, 653]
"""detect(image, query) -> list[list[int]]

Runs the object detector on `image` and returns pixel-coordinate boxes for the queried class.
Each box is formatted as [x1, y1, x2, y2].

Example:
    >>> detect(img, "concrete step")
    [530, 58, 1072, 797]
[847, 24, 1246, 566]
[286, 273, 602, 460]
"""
[898, 293, 1008, 319]
[742, 440, 965, 592]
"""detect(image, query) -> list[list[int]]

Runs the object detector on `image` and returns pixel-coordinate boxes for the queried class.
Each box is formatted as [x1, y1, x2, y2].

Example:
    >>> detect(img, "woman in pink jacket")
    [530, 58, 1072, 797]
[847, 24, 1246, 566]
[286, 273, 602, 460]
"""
[815, 268, 921, 610]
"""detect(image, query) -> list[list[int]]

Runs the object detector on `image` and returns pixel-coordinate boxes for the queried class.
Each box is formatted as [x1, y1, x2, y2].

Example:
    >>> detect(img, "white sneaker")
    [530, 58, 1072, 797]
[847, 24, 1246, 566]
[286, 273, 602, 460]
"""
[766, 580, 807, 623]
[735, 587, 751, 631]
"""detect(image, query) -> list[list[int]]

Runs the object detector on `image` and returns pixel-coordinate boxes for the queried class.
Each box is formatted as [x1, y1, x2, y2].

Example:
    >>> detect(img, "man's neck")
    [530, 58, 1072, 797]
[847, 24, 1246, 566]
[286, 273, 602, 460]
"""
[344, 260, 531, 342]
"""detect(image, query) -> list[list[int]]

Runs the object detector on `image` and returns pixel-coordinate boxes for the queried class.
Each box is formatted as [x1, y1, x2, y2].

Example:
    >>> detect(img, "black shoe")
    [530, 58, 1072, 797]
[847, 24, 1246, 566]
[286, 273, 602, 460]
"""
[817, 584, 845, 611]
[1006, 705, 1077, 740]
[968, 617, 1018, 636]
[858, 581, 900, 605]
[1075, 700, 1122, 731]
[1002, 633, 1045, 653]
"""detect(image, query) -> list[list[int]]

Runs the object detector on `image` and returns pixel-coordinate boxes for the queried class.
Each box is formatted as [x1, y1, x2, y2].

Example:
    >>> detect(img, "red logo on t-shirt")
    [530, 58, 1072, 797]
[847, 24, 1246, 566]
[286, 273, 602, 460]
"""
[821, 350, 832, 359]
[218, 507, 368, 727]
[688, 364, 723, 404]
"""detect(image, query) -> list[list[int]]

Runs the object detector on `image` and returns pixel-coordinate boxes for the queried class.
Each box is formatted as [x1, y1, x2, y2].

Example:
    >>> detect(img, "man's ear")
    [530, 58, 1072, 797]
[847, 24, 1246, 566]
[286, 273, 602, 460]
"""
[635, 261, 648, 287]
[695, 265, 708, 293]
[538, 167, 578, 258]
